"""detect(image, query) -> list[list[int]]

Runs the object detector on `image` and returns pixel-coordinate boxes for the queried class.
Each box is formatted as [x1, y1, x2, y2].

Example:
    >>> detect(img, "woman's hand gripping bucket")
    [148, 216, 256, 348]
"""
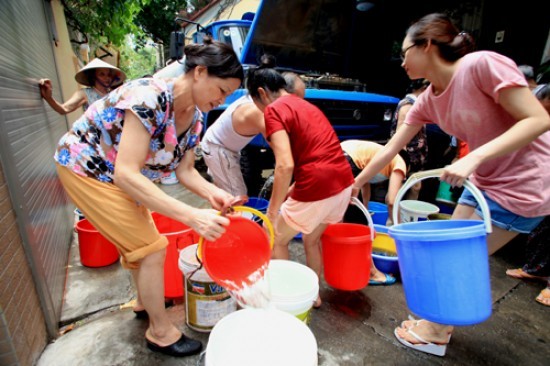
[197, 203, 275, 308]
[321, 197, 375, 291]
[389, 169, 493, 325]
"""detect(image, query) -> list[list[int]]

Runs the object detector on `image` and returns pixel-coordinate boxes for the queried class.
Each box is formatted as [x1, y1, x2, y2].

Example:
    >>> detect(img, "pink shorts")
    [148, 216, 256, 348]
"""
[280, 186, 352, 234]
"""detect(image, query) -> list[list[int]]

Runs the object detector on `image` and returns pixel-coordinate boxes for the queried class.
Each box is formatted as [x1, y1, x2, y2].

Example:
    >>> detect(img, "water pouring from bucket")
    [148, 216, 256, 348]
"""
[389, 169, 493, 325]
[197, 204, 275, 308]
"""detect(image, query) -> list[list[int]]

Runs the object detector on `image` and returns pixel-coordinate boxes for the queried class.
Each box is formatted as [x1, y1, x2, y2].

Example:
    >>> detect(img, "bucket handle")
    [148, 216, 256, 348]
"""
[350, 197, 375, 241]
[392, 168, 492, 233]
[196, 205, 275, 260]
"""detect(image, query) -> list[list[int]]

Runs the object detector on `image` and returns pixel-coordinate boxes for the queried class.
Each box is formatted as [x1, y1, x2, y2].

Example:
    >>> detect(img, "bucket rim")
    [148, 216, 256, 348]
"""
[399, 200, 440, 215]
[389, 219, 487, 241]
[75, 219, 97, 233]
[367, 201, 388, 211]
[371, 252, 398, 261]
[151, 212, 193, 235]
[268, 260, 319, 302]
[373, 224, 389, 234]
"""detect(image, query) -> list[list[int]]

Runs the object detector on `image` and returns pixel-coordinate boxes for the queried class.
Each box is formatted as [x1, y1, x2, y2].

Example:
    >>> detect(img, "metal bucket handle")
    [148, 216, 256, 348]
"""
[350, 197, 375, 241]
[392, 168, 492, 233]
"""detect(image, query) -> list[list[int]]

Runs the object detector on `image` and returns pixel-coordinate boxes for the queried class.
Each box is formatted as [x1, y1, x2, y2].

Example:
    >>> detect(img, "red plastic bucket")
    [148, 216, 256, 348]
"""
[321, 223, 373, 291]
[152, 212, 199, 298]
[200, 216, 272, 292]
[75, 219, 120, 267]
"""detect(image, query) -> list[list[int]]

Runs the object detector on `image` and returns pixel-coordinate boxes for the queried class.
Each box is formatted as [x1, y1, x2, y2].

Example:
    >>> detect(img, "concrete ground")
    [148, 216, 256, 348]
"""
[37, 182, 549, 366]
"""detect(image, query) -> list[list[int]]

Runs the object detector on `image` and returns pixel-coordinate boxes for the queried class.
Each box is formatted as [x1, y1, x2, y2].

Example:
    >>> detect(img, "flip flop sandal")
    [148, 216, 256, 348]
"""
[394, 327, 450, 357]
[505, 268, 548, 282]
[536, 288, 550, 307]
[368, 273, 396, 286]
[400, 316, 453, 334]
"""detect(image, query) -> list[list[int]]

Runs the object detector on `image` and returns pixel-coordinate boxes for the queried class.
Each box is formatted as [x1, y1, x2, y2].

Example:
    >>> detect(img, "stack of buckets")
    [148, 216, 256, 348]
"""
[388, 169, 493, 325]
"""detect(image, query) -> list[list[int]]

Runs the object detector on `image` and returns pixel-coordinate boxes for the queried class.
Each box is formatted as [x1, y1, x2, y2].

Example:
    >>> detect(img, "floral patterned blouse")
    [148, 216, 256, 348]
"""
[54, 78, 203, 183]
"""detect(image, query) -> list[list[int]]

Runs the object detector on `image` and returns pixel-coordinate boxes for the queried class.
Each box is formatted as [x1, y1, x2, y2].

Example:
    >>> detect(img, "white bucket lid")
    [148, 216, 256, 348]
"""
[205, 308, 318, 366]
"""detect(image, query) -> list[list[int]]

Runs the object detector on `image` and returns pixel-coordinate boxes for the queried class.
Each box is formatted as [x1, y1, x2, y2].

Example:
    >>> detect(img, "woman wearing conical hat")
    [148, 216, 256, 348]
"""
[39, 58, 126, 114]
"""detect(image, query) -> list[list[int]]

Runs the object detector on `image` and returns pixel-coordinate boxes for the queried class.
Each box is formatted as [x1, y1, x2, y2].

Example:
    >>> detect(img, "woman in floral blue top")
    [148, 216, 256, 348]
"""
[54, 37, 243, 357]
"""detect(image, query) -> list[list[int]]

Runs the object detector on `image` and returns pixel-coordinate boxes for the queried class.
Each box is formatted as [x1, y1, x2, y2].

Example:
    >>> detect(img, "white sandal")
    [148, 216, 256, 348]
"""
[401, 315, 453, 334]
[394, 326, 450, 357]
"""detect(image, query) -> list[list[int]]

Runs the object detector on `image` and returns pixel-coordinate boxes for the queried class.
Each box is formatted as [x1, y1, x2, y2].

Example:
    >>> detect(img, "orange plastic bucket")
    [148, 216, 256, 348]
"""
[199, 207, 274, 293]
[75, 219, 120, 267]
[152, 212, 199, 298]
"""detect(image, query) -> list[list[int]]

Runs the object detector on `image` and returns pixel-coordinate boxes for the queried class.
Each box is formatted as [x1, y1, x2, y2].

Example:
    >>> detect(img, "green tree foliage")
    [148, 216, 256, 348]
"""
[134, 1, 186, 48]
[62, 0, 151, 46]
[118, 40, 158, 80]
[134, 1, 213, 48]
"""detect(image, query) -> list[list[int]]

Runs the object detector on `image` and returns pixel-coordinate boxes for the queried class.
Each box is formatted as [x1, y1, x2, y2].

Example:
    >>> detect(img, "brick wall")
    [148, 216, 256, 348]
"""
[0, 162, 48, 366]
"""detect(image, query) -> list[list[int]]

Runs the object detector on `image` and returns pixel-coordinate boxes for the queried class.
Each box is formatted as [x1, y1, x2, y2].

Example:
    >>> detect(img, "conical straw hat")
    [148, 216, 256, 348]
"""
[74, 58, 127, 87]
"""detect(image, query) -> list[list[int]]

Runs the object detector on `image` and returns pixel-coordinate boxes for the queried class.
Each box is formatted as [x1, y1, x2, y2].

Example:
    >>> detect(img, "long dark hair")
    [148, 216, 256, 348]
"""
[246, 54, 286, 99]
[407, 13, 475, 62]
[183, 36, 244, 81]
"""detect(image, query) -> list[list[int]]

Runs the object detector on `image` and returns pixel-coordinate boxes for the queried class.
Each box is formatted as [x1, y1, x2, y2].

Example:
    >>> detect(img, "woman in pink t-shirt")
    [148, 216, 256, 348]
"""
[354, 13, 550, 356]
[246, 58, 354, 308]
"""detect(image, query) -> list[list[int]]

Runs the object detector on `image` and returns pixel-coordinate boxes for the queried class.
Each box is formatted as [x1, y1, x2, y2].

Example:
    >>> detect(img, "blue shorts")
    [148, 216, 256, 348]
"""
[458, 189, 545, 234]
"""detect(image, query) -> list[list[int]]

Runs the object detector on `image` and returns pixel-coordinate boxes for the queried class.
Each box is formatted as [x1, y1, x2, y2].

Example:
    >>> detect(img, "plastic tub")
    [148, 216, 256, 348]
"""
[372, 224, 399, 275]
[205, 308, 318, 366]
[399, 200, 439, 223]
[368, 201, 389, 225]
[243, 197, 269, 222]
[322, 224, 372, 290]
[267, 260, 319, 323]
[75, 219, 119, 267]
[390, 169, 493, 325]
[321, 198, 374, 291]
[151, 212, 199, 298]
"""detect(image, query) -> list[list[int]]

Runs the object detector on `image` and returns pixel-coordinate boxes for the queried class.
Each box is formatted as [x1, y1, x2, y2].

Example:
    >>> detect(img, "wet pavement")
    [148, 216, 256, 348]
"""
[37, 182, 549, 366]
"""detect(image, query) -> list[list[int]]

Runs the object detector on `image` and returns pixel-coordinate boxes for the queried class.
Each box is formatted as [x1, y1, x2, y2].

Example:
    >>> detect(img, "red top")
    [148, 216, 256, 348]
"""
[264, 95, 354, 202]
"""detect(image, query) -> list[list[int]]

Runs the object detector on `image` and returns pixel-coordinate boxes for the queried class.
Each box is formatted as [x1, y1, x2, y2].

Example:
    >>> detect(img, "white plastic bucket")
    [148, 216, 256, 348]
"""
[267, 260, 319, 323]
[205, 308, 318, 366]
[399, 200, 440, 223]
[178, 244, 237, 332]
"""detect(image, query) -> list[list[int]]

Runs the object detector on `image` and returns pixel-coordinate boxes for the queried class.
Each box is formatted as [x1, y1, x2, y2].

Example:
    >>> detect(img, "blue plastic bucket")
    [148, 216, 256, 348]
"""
[245, 197, 269, 212]
[389, 220, 491, 325]
[389, 169, 493, 326]
[243, 197, 269, 222]
[367, 202, 388, 225]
